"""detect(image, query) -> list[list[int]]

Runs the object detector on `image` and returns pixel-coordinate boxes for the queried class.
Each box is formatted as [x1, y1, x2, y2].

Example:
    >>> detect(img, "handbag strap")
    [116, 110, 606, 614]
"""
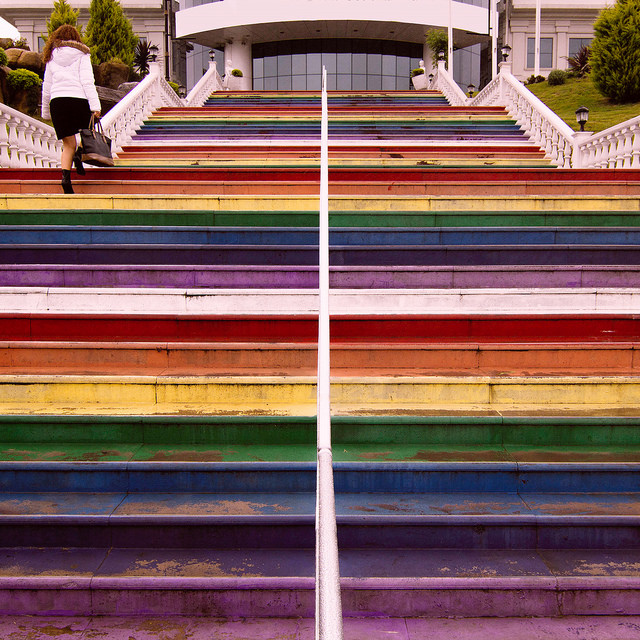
[89, 114, 104, 134]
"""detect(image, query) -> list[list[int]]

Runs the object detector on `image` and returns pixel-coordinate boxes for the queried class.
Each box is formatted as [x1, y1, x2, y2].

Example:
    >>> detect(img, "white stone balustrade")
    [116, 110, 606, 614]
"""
[185, 61, 223, 107]
[432, 59, 468, 106]
[0, 102, 61, 168]
[101, 61, 184, 154]
[578, 116, 640, 168]
[471, 62, 575, 168]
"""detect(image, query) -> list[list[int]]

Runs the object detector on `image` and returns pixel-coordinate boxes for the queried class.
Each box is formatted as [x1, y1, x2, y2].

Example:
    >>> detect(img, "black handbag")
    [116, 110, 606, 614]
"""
[79, 115, 114, 167]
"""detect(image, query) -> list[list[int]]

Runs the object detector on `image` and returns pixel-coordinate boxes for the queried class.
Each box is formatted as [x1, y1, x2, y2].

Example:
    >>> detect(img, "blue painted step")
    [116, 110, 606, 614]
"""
[4, 226, 640, 246]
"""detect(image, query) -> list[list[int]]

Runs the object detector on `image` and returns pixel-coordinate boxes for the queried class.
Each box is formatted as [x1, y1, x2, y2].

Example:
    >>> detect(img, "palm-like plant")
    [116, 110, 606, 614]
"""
[134, 40, 153, 77]
[567, 45, 591, 77]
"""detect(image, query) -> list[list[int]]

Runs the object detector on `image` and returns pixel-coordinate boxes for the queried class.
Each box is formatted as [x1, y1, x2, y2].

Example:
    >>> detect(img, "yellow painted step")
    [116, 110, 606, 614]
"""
[2, 195, 639, 212]
[0, 375, 639, 416]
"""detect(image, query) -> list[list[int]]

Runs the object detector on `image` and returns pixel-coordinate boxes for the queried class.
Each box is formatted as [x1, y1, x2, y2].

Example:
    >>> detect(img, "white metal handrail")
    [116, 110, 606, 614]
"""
[186, 60, 223, 107]
[101, 61, 184, 154]
[315, 67, 343, 640]
[0, 102, 61, 168]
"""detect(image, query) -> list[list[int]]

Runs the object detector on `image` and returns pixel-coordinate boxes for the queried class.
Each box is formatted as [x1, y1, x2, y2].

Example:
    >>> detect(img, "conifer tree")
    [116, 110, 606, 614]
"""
[85, 0, 138, 67]
[590, 0, 640, 102]
[46, 0, 82, 37]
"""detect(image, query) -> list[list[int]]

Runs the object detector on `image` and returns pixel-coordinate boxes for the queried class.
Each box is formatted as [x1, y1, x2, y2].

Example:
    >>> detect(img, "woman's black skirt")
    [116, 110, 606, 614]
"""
[50, 97, 92, 139]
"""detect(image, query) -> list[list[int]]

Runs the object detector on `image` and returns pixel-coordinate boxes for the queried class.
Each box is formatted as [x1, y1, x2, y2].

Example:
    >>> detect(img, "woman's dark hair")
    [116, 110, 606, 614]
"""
[43, 25, 84, 63]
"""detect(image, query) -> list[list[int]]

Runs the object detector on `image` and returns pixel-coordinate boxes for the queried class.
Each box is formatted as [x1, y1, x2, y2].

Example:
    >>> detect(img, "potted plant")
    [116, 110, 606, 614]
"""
[411, 66, 427, 90]
[227, 68, 243, 90]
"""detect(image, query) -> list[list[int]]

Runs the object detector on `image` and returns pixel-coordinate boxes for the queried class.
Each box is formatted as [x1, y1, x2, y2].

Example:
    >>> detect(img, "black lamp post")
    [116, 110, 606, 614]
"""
[575, 106, 589, 132]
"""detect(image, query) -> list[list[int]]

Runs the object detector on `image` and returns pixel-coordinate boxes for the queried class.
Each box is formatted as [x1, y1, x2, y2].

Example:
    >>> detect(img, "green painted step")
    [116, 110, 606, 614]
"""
[2, 441, 639, 463]
[2, 415, 640, 447]
[4, 210, 640, 227]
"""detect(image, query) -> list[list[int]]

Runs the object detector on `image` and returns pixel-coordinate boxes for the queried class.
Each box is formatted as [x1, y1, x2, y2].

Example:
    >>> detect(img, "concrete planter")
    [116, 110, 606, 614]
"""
[411, 73, 428, 90]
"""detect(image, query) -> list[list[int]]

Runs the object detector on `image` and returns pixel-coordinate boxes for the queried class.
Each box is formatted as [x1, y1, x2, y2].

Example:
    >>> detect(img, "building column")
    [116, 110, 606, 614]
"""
[556, 21, 570, 70]
[224, 39, 252, 90]
[13, 19, 36, 51]
[423, 41, 435, 73]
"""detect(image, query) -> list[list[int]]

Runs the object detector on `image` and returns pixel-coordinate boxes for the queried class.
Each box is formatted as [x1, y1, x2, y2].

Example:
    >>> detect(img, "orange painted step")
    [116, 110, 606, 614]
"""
[1, 341, 638, 376]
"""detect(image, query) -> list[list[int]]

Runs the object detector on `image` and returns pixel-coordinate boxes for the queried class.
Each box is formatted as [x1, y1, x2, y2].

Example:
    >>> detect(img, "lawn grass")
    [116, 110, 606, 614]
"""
[526, 75, 640, 134]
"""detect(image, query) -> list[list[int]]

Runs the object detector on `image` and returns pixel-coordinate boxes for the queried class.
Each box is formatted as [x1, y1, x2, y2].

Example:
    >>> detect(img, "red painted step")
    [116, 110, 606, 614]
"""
[1, 314, 639, 343]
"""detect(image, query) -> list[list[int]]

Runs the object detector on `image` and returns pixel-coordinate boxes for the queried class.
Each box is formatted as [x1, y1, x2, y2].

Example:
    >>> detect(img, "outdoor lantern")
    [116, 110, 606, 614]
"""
[178, 85, 187, 98]
[575, 106, 589, 132]
[209, 49, 216, 61]
[428, 73, 434, 83]
[501, 44, 511, 62]
[149, 44, 159, 62]
[467, 84, 476, 98]
[437, 50, 445, 61]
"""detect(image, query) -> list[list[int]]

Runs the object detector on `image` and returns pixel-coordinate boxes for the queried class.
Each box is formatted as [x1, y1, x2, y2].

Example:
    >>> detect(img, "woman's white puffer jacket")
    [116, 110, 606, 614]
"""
[41, 41, 101, 120]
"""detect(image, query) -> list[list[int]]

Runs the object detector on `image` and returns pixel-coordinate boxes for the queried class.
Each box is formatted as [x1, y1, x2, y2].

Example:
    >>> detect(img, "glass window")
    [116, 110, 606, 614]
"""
[352, 74, 367, 90]
[367, 53, 382, 75]
[278, 54, 292, 76]
[252, 39, 430, 91]
[569, 38, 592, 58]
[527, 37, 553, 69]
[382, 54, 395, 76]
[292, 75, 307, 90]
[322, 52, 337, 74]
[307, 53, 322, 74]
[292, 54, 306, 75]
[337, 52, 351, 73]
[264, 55, 278, 77]
[352, 53, 367, 74]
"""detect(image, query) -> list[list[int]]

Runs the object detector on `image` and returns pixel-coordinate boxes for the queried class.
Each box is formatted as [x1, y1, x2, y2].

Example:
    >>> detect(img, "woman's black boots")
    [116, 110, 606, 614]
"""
[61, 169, 74, 194]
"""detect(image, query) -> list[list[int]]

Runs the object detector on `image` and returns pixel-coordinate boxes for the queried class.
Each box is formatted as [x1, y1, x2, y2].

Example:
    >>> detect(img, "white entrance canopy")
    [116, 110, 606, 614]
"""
[0, 16, 20, 40]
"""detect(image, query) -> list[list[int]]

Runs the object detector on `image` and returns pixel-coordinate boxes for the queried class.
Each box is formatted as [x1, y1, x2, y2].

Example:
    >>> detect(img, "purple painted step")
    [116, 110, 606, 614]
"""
[3, 615, 640, 639]
[1, 547, 639, 617]
[4, 245, 640, 265]
[2, 264, 640, 288]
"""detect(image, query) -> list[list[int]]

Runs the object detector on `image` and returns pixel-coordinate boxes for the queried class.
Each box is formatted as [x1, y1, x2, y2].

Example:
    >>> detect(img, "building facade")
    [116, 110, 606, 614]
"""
[0, 0, 174, 77]
[507, 0, 605, 80]
[1, 0, 609, 89]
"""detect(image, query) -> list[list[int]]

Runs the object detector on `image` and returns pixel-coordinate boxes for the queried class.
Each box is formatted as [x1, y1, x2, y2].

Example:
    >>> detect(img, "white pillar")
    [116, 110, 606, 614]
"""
[490, 0, 498, 79]
[423, 41, 435, 72]
[447, 0, 454, 70]
[224, 40, 252, 90]
[534, 0, 541, 77]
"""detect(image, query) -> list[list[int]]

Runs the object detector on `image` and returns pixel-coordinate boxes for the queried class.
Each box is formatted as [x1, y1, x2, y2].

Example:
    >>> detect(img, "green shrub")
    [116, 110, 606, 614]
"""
[591, 0, 640, 103]
[231, 68, 243, 77]
[168, 80, 179, 94]
[85, 0, 138, 67]
[410, 67, 425, 77]
[7, 68, 42, 91]
[46, 0, 82, 38]
[0, 48, 7, 67]
[547, 69, 567, 86]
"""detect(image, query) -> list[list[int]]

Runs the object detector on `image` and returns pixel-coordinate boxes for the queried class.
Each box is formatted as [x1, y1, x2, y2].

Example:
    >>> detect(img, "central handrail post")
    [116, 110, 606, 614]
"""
[315, 66, 343, 640]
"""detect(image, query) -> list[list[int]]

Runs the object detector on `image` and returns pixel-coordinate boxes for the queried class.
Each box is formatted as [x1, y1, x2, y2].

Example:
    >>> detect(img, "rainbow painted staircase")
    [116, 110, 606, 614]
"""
[1, 90, 640, 638]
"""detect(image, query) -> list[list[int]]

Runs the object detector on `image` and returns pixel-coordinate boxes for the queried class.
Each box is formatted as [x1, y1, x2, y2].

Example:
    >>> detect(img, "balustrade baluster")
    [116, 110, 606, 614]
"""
[0, 113, 11, 168]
